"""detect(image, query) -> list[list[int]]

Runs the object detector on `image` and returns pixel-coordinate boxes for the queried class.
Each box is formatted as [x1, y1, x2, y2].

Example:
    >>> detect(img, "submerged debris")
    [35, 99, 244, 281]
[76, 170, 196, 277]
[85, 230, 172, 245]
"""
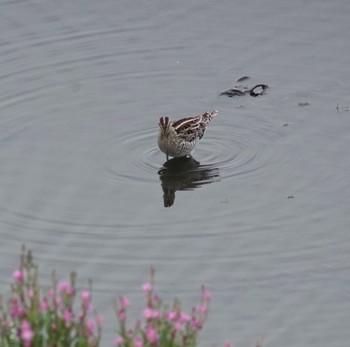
[220, 77, 269, 97]
[236, 75, 250, 82]
[220, 88, 247, 97]
[336, 104, 350, 112]
[249, 84, 269, 97]
[298, 102, 310, 107]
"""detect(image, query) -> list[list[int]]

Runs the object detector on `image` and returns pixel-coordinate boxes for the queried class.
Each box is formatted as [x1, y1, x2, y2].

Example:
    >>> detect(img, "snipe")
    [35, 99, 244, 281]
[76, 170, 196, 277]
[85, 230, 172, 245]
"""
[157, 110, 218, 161]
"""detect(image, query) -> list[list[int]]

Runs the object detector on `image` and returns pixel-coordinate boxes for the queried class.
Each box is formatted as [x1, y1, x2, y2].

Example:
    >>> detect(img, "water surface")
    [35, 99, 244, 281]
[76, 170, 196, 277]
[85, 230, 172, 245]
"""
[1, 1, 350, 346]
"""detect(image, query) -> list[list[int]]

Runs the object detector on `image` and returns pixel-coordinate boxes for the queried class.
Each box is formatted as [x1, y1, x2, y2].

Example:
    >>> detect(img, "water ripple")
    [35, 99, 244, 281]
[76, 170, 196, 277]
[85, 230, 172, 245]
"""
[100, 123, 160, 184]
[100, 115, 293, 185]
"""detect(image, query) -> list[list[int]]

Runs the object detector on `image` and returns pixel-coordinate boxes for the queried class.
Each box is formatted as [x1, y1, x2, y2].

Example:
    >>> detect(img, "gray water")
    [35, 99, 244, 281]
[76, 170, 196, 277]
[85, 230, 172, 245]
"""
[1, 0, 350, 346]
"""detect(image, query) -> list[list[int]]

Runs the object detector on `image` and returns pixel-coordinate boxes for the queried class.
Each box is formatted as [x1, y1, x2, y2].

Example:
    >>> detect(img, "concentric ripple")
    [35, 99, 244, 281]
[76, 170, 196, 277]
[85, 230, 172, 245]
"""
[99, 121, 162, 184]
[100, 115, 295, 185]
[197, 122, 282, 180]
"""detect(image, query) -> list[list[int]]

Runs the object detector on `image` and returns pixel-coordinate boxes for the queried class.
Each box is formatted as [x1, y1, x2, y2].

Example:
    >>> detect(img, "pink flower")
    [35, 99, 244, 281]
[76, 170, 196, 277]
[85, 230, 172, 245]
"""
[142, 283, 152, 293]
[143, 307, 160, 319]
[133, 337, 143, 347]
[118, 309, 126, 322]
[202, 288, 212, 301]
[80, 290, 92, 310]
[152, 310, 160, 319]
[58, 281, 69, 292]
[63, 310, 73, 327]
[13, 270, 24, 282]
[114, 336, 124, 346]
[58, 281, 74, 296]
[86, 320, 95, 336]
[191, 318, 202, 330]
[21, 319, 31, 331]
[40, 298, 49, 312]
[224, 340, 233, 347]
[10, 298, 25, 318]
[173, 321, 183, 331]
[10, 305, 24, 318]
[80, 290, 91, 302]
[119, 297, 130, 309]
[143, 307, 152, 319]
[197, 303, 208, 314]
[146, 327, 159, 344]
[152, 294, 159, 303]
[21, 320, 34, 347]
[166, 310, 177, 321]
[179, 312, 190, 323]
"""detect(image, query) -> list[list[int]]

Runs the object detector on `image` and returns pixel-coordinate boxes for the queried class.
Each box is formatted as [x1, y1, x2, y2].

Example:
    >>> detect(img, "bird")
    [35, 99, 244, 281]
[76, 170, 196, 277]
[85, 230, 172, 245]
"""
[157, 110, 218, 161]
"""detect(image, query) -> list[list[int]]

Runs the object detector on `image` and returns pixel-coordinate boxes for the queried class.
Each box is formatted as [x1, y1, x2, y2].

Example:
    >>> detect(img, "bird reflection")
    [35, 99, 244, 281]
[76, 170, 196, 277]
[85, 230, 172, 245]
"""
[158, 157, 220, 207]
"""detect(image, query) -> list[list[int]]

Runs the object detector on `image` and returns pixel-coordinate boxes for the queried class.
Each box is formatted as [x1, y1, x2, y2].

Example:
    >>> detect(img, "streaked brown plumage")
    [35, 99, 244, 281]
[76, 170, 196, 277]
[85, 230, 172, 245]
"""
[158, 111, 218, 160]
